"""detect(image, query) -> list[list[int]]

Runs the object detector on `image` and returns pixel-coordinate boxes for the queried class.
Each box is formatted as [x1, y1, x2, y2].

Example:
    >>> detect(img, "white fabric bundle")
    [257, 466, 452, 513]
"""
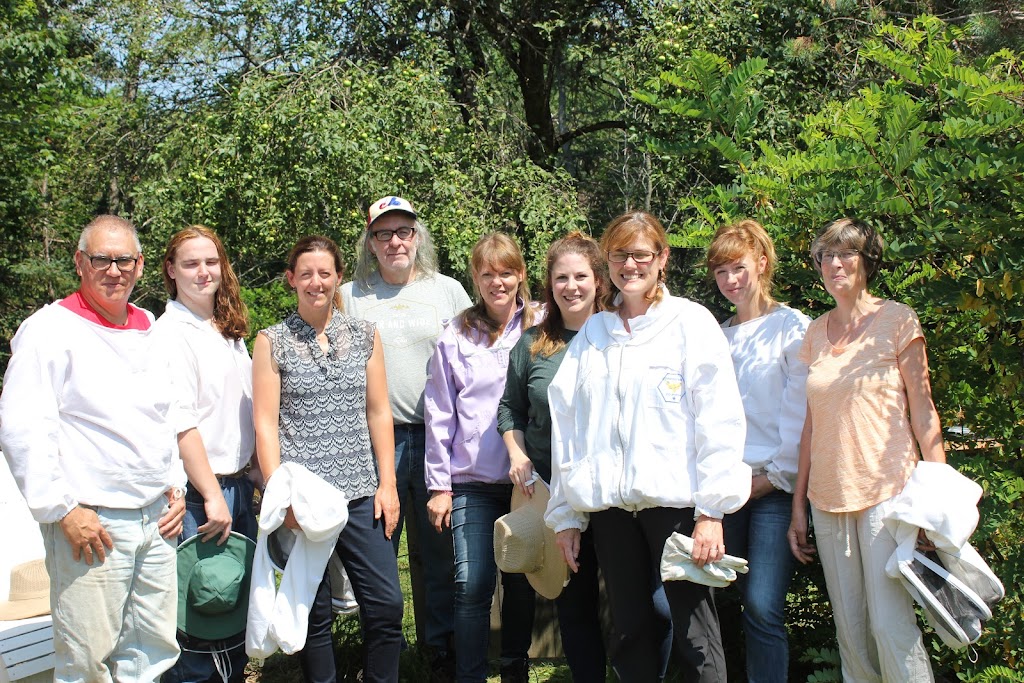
[660, 533, 749, 587]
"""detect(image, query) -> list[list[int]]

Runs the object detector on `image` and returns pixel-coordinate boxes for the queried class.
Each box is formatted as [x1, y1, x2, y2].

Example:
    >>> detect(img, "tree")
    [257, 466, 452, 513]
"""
[0, 0, 94, 366]
[640, 14, 1024, 676]
[130, 55, 586, 315]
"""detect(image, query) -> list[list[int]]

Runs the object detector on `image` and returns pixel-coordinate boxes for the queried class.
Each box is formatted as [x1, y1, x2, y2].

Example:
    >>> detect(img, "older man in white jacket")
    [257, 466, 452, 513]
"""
[0, 215, 186, 682]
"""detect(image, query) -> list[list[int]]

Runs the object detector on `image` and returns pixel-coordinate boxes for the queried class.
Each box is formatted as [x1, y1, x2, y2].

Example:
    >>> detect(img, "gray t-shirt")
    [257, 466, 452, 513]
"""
[342, 272, 471, 425]
[262, 311, 378, 499]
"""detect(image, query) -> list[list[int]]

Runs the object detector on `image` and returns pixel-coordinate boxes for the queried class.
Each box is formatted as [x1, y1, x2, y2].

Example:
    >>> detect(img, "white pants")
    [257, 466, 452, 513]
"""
[43, 498, 179, 683]
[812, 502, 934, 683]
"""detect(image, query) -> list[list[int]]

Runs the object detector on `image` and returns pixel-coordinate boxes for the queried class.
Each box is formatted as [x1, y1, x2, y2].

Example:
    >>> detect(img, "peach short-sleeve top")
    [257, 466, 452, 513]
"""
[799, 300, 924, 513]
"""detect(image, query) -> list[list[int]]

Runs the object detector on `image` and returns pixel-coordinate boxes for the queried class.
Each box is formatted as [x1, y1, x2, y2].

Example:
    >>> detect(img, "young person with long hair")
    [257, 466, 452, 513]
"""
[252, 235, 402, 683]
[497, 232, 625, 681]
[153, 225, 257, 683]
[707, 220, 810, 682]
[424, 233, 537, 683]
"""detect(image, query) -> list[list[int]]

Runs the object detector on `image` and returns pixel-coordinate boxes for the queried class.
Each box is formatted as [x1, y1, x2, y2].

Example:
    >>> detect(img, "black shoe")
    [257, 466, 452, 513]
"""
[499, 657, 529, 683]
[429, 649, 456, 683]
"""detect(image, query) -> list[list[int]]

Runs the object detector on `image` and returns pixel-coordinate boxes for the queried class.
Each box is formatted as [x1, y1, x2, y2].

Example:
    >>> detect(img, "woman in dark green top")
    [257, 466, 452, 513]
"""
[497, 232, 622, 681]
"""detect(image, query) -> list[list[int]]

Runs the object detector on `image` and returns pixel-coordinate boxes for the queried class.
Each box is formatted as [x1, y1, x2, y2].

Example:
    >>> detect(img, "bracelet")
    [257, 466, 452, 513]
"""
[58, 505, 78, 522]
[433, 490, 453, 496]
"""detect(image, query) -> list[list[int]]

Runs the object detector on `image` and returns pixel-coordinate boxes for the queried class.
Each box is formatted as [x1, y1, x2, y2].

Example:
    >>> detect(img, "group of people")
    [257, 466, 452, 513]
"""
[0, 198, 948, 683]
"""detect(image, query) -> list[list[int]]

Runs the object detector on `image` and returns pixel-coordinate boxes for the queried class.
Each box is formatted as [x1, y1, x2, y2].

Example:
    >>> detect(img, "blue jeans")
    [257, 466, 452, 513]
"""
[163, 477, 257, 683]
[300, 495, 404, 683]
[392, 424, 455, 650]
[723, 490, 795, 683]
[43, 497, 179, 683]
[452, 483, 536, 683]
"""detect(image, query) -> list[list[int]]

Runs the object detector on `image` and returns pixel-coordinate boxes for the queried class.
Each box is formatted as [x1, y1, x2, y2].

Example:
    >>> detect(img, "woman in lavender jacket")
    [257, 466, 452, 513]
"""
[424, 233, 537, 683]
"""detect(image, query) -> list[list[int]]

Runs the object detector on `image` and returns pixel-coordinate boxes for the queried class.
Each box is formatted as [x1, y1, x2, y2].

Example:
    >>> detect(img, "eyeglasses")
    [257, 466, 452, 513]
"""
[372, 227, 416, 242]
[814, 249, 860, 265]
[82, 252, 140, 272]
[607, 250, 656, 264]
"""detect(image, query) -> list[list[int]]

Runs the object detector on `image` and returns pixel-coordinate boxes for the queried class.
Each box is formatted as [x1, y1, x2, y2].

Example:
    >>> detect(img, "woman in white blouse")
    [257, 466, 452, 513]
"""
[546, 211, 750, 681]
[707, 219, 809, 682]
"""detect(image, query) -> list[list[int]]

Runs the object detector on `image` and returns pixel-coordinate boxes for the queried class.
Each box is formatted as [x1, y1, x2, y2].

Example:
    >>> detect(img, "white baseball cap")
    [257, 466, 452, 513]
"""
[367, 196, 417, 227]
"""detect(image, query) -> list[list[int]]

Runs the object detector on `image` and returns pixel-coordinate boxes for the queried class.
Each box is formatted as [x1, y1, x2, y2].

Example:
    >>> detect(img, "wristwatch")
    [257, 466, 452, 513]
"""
[170, 486, 185, 500]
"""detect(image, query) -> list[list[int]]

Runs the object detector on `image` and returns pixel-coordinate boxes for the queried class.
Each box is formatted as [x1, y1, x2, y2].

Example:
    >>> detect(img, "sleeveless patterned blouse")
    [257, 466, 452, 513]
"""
[262, 310, 379, 499]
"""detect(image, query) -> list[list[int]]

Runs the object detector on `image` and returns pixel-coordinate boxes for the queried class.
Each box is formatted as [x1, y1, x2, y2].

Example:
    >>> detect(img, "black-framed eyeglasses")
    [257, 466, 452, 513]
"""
[372, 227, 416, 242]
[607, 249, 656, 264]
[82, 252, 140, 272]
[814, 249, 860, 265]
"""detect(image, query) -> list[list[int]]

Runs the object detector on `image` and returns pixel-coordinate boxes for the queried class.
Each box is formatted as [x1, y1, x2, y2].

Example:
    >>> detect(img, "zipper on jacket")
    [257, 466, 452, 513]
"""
[615, 343, 631, 511]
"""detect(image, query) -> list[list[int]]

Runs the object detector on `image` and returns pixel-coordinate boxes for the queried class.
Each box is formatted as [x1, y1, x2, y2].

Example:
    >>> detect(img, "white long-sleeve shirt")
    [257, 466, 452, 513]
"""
[545, 290, 751, 534]
[720, 305, 809, 493]
[0, 303, 180, 523]
[151, 300, 255, 475]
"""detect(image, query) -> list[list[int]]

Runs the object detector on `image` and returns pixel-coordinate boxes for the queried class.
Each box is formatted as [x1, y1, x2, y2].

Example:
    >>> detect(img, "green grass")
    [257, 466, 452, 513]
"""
[246, 533, 581, 682]
[245, 531, 844, 681]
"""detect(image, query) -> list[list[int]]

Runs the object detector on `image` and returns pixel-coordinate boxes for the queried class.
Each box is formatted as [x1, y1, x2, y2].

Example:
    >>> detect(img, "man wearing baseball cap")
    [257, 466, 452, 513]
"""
[341, 196, 470, 678]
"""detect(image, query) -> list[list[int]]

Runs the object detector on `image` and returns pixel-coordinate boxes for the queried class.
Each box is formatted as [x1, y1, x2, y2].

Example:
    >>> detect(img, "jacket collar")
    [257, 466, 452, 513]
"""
[585, 286, 683, 349]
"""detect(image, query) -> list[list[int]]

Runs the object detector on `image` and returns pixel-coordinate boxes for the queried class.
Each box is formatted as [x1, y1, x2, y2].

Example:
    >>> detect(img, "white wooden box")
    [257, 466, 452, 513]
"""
[0, 456, 53, 682]
[0, 616, 53, 683]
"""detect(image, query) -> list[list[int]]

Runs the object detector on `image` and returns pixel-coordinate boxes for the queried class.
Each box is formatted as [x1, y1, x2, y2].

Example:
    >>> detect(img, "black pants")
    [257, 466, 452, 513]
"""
[300, 496, 404, 683]
[590, 507, 726, 683]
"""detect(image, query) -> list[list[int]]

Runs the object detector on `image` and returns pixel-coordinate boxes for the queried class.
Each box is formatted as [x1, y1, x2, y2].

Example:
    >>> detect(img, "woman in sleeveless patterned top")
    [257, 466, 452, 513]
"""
[252, 235, 403, 683]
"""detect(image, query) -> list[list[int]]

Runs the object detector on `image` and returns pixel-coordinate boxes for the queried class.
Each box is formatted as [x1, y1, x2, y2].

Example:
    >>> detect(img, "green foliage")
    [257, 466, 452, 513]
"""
[641, 12, 1024, 678]
[970, 665, 1024, 683]
[799, 647, 841, 682]
[128, 55, 585, 331]
[635, 52, 768, 171]
[0, 0, 92, 365]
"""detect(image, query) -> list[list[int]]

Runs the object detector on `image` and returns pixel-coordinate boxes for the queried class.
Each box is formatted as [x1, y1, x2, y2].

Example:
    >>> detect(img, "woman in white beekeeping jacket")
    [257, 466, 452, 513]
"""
[545, 210, 751, 682]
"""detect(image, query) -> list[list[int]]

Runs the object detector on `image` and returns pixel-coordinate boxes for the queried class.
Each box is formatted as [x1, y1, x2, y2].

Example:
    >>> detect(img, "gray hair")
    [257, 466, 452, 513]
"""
[354, 218, 439, 285]
[78, 215, 142, 253]
[810, 217, 884, 283]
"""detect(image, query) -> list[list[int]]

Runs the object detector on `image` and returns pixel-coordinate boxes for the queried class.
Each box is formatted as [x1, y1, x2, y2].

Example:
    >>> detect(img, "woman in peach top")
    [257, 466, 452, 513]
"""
[787, 218, 946, 682]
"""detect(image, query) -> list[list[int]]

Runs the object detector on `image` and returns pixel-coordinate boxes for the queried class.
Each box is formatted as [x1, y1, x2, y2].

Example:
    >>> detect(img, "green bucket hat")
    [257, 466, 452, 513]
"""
[177, 532, 256, 641]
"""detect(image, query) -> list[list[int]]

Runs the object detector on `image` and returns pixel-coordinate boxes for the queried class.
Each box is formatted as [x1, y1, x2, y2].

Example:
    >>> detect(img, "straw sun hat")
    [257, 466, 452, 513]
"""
[493, 480, 569, 600]
[0, 559, 50, 621]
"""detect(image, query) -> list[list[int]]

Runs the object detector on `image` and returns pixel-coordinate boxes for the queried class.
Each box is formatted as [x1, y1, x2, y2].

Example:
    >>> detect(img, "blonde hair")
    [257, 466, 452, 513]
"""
[599, 211, 669, 309]
[706, 219, 777, 304]
[458, 233, 534, 346]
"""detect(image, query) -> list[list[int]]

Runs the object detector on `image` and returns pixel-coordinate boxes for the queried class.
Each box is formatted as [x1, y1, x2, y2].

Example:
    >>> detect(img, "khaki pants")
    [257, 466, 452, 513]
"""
[812, 502, 934, 683]
[43, 498, 179, 683]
